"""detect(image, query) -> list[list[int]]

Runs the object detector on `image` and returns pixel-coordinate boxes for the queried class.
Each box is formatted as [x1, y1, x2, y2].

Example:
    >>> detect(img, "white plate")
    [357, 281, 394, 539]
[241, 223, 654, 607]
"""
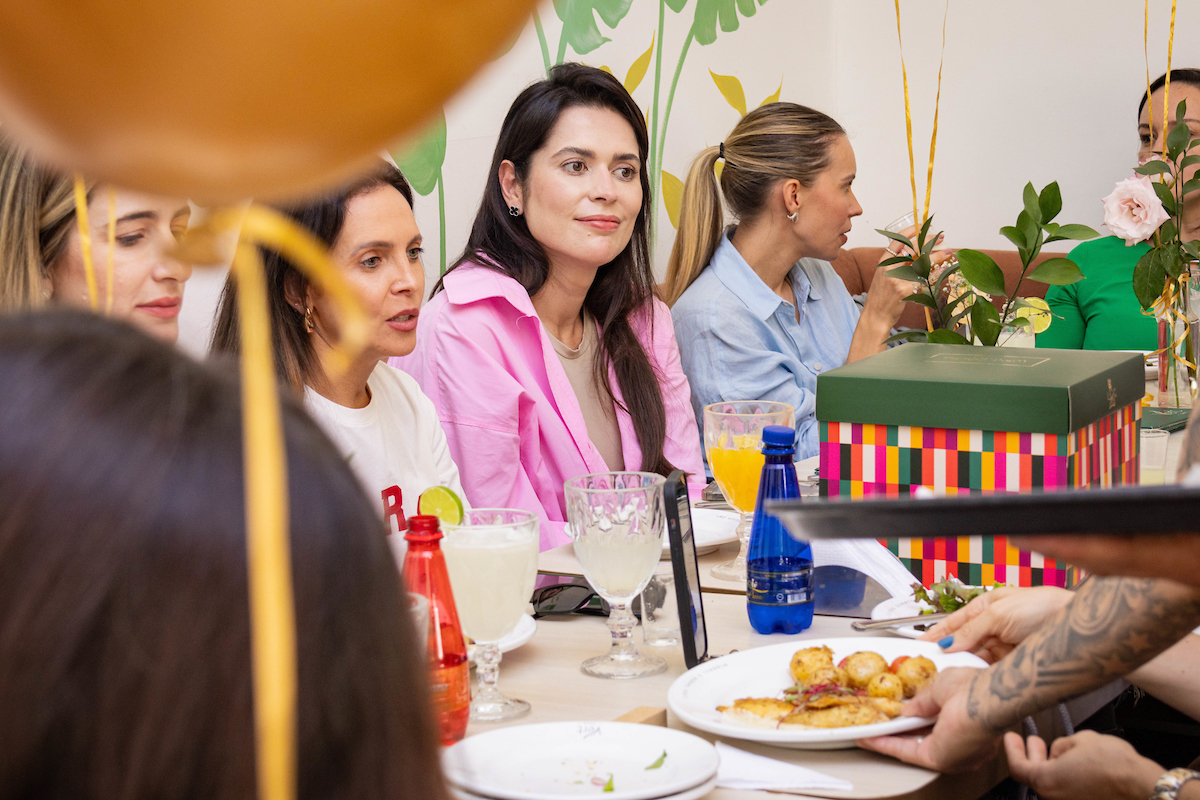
[869, 597, 936, 639]
[449, 774, 719, 800]
[662, 507, 740, 558]
[443, 721, 719, 800]
[667, 637, 988, 750]
[468, 614, 536, 663]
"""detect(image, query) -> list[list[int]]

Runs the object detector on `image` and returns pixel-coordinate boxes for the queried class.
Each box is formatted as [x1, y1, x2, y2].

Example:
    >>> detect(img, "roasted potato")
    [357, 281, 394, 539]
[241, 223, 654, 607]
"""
[789, 645, 834, 684]
[802, 664, 850, 689]
[891, 655, 937, 698]
[866, 671, 905, 701]
[840, 651, 889, 689]
[867, 696, 904, 718]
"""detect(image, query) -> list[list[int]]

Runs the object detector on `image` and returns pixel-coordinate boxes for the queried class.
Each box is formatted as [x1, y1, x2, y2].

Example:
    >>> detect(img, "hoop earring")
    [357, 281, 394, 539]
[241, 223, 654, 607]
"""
[509, 205, 522, 217]
[786, 211, 798, 222]
[303, 306, 315, 333]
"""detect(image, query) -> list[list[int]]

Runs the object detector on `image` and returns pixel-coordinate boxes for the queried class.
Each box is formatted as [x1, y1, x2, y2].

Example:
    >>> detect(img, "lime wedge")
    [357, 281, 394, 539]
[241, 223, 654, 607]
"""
[1014, 297, 1051, 334]
[417, 486, 464, 525]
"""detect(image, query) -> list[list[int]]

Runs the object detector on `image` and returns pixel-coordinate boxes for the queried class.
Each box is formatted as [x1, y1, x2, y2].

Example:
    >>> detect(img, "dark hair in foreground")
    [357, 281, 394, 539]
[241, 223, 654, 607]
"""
[1139, 68, 1200, 115]
[0, 310, 447, 800]
[434, 62, 676, 476]
[210, 160, 413, 391]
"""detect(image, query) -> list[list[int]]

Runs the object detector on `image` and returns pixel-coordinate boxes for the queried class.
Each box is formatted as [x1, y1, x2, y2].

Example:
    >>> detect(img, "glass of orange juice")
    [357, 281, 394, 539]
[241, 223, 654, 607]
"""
[703, 401, 794, 581]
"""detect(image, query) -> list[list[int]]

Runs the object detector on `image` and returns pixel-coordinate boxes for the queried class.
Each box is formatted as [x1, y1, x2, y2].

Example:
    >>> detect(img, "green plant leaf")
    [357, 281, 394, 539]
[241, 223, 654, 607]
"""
[885, 329, 928, 344]
[912, 253, 932, 279]
[1038, 182, 1062, 222]
[692, 0, 767, 46]
[1007, 316, 1033, 329]
[1184, 240, 1200, 261]
[1016, 210, 1039, 256]
[1152, 180, 1178, 215]
[661, 170, 684, 229]
[760, 80, 782, 106]
[971, 300, 1002, 346]
[884, 263, 923, 282]
[1000, 225, 1028, 251]
[1046, 223, 1099, 241]
[1161, 219, 1179, 243]
[933, 263, 961, 296]
[1167, 118, 1191, 157]
[666, 0, 688, 11]
[392, 109, 447, 196]
[1182, 177, 1200, 196]
[1022, 183, 1041, 225]
[916, 214, 935, 249]
[1027, 257, 1084, 285]
[554, 0, 634, 56]
[957, 249, 1007, 296]
[904, 292, 940, 310]
[877, 255, 911, 267]
[709, 70, 747, 116]
[623, 33, 655, 93]
[1165, 247, 1186, 279]
[927, 329, 973, 346]
[1133, 248, 1167, 309]
[945, 298, 975, 330]
[1180, 154, 1200, 170]
[876, 229, 915, 250]
[921, 229, 945, 258]
[1176, 98, 1189, 123]
[1134, 160, 1173, 176]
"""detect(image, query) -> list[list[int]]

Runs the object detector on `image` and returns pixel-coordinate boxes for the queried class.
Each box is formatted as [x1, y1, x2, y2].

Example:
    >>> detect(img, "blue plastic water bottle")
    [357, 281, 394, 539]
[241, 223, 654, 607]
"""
[746, 425, 814, 634]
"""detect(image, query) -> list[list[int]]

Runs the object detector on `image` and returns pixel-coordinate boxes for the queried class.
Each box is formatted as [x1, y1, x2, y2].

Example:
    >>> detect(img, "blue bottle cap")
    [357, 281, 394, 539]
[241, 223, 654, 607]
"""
[761, 425, 796, 447]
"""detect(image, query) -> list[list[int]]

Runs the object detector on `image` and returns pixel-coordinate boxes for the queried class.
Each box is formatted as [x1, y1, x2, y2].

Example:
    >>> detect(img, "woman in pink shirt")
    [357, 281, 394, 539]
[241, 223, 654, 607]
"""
[394, 64, 704, 550]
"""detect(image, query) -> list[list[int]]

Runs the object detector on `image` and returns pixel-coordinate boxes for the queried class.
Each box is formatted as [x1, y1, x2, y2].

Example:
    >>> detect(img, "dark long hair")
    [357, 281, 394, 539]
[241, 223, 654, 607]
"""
[1139, 69, 1200, 115]
[210, 161, 413, 391]
[435, 63, 674, 476]
[0, 309, 448, 800]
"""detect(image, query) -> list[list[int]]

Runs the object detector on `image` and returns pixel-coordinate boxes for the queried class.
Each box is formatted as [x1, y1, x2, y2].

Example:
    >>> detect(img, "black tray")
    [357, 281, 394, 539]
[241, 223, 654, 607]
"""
[766, 485, 1200, 540]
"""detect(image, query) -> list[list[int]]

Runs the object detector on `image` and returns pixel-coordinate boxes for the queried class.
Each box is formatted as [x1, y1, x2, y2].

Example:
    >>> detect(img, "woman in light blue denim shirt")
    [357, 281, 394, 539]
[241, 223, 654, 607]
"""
[663, 103, 950, 460]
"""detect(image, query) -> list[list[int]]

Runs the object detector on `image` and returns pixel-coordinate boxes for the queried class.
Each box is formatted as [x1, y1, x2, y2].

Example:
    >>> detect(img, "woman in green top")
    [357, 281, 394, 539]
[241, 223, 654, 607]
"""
[1038, 68, 1200, 351]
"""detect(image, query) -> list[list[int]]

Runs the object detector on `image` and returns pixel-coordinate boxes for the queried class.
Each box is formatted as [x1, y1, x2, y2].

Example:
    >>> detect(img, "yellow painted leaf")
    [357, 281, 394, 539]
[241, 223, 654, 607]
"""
[662, 170, 684, 229]
[624, 33, 654, 93]
[760, 79, 782, 107]
[598, 65, 613, 75]
[709, 70, 746, 117]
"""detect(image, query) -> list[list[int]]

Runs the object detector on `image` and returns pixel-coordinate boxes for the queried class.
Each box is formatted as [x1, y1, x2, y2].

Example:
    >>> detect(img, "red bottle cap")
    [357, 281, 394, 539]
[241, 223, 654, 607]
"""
[405, 514, 443, 543]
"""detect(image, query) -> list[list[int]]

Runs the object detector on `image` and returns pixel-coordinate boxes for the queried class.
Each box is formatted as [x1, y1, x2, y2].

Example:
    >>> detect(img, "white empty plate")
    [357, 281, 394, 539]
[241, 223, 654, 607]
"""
[667, 637, 987, 750]
[662, 507, 739, 558]
[443, 721, 718, 800]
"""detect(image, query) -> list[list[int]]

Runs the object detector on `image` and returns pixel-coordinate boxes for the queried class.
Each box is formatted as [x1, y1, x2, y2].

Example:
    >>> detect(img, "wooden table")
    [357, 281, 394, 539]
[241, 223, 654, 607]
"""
[467, 592, 1008, 800]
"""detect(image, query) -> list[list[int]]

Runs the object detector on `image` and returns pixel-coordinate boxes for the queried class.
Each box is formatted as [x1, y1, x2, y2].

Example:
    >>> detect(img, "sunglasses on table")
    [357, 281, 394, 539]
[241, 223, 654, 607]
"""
[530, 576, 660, 620]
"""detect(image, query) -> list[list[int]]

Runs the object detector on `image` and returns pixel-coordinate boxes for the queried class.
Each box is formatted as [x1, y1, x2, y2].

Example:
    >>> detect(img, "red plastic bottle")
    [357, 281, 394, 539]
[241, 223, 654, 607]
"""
[401, 514, 470, 744]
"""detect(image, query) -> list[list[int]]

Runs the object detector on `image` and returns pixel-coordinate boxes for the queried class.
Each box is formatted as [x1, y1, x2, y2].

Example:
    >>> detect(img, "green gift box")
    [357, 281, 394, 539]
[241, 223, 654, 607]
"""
[814, 344, 1144, 587]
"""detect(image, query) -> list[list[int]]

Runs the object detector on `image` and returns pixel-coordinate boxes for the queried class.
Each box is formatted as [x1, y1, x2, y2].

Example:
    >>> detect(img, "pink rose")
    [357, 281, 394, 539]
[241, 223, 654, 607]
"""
[1102, 175, 1170, 245]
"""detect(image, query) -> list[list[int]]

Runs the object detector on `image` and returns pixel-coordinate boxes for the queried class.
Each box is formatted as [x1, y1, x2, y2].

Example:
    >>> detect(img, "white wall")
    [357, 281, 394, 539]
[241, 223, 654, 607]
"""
[176, 0, 1200, 356]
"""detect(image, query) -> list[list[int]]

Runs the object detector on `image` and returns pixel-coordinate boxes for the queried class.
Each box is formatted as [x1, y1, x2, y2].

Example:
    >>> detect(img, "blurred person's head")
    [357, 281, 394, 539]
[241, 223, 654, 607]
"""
[1138, 69, 1200, 232]
[0, 309, 448, 800]
[0, 135, 191, 340]
[209, 160, 418, 392]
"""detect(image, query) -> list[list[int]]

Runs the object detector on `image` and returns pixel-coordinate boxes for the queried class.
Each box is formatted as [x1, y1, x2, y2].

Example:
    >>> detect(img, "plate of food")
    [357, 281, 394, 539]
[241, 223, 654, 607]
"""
[666, 637, 988, 749]
[662, 507, 739, 558]
[870, 579, 999, 639]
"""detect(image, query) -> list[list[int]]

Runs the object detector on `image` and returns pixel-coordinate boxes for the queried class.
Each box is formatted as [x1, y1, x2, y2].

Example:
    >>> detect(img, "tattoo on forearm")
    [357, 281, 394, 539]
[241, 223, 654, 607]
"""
[966, 577, 1200, 732]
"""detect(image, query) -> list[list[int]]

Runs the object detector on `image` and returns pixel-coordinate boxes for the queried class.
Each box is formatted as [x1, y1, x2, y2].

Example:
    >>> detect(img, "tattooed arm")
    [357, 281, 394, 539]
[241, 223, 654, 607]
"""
[860, 576, 1200, 772]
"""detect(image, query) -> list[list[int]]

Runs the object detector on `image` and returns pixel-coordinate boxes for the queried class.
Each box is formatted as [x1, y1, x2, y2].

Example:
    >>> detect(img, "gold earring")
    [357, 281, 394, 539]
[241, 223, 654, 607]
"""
[303, 306, 315, 333]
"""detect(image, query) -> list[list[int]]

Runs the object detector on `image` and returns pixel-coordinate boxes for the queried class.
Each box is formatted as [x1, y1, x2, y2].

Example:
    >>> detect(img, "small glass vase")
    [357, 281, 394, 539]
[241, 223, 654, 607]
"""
[1155, 263, 1199, 409]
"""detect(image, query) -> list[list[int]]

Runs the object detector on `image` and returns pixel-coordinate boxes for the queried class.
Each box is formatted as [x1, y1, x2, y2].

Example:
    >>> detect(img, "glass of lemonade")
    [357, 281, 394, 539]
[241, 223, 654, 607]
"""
[703, 401, 795, 582]
[565, 472, 667, 679]
[441, 508, 539, 721]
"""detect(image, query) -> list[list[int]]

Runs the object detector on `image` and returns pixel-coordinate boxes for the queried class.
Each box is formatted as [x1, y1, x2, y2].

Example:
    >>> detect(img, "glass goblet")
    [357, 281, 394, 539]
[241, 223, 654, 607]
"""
[441, 508, 539, 721]
[565, 471, 666, 679]
[703, 401, 794, 582]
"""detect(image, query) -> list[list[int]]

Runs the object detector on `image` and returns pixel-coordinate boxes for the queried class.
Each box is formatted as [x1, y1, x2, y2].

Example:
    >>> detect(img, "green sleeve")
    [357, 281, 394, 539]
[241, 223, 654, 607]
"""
[1037, 282, 1085, 349]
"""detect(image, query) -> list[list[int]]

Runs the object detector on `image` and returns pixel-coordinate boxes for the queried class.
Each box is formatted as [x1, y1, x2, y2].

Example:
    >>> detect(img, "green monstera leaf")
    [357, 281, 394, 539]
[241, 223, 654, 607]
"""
[392, 110, 446, 197]
[692, 0, 767, 46]
[554, 0, 634, 56]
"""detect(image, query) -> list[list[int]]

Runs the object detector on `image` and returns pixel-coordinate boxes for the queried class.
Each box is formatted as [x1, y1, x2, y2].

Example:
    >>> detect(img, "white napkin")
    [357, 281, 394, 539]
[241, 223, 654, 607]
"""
[715, 741, 853, 792]
[811, 538, 917, 599]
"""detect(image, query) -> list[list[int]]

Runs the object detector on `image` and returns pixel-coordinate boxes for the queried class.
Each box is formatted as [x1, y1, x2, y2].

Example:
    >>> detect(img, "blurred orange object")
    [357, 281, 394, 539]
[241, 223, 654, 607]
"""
[0, 0, 535, 201]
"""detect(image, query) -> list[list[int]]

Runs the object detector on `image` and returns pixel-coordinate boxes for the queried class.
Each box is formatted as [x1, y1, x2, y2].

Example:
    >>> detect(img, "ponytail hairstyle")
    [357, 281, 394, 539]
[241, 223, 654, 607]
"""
[663, 102, 845, 306]
[435, 63, 676, 476]
[209, 160, 413, 392]
[0, 134, 90, 312]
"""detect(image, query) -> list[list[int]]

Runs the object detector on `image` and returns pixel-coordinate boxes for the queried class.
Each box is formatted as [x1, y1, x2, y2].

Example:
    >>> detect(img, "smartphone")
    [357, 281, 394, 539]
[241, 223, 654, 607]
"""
[664, 469, 708, 668]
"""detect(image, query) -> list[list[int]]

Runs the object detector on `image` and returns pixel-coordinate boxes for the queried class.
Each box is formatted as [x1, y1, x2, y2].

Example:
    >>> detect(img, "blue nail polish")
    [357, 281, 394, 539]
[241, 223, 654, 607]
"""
[937, 635, 954, 649]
